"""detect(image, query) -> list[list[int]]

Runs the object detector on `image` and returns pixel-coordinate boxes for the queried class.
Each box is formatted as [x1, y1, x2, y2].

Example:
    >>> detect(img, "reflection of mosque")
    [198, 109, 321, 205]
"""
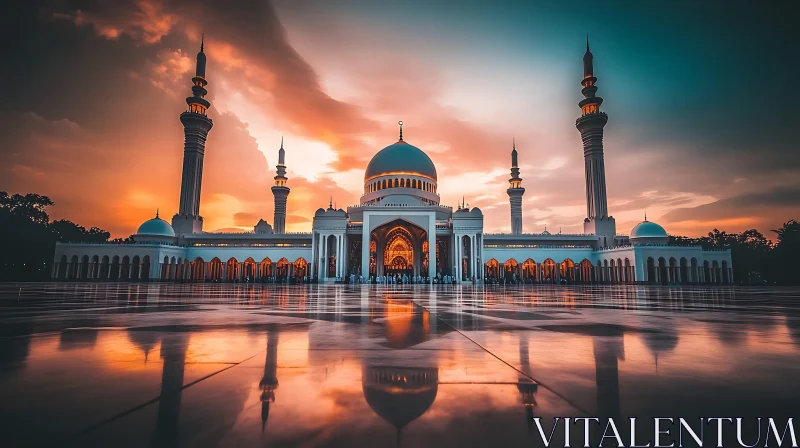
[590, 328, 680, 419]
[125, 329, 250, 447]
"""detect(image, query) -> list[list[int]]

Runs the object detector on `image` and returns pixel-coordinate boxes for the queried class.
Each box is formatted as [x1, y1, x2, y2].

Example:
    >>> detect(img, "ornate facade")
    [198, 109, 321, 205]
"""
[52, 39, 733, 284]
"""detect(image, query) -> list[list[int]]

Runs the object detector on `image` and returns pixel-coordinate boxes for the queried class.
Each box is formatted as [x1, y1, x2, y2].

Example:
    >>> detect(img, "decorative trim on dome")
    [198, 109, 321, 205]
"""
[364, 171, 437, 183]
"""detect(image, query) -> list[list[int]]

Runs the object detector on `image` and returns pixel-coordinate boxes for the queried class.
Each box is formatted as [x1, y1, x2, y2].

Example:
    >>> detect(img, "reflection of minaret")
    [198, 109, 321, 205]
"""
[592, 335, 623, 419]
[173, 36, 213, 235]
[259, 327, 280, 432]
[576, 37, 616, 248]
[507, 139, 525, 235]
[517, 333, 538, 429]
[151, 333, 189, 448]
[271, 138, 290, 234]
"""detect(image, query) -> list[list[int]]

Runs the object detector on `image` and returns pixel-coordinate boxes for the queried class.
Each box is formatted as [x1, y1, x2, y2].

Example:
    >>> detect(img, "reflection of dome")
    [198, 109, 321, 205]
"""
[630, 220, 668, 245]
[136, 212, 175, 237]
[365, 141, 437, 181]
[362, 366, 438, 430]
[127, 329, 159, 362]
[641, 331, 679, 355]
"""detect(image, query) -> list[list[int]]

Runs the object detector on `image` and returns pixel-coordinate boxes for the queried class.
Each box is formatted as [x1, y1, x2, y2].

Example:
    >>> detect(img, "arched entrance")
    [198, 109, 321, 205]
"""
[368, 219, 435, 279]
[384, 227, 414, 277]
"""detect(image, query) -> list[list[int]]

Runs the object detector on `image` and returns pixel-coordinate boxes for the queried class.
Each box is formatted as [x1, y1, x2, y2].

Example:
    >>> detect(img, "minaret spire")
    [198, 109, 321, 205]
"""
[507, 139, 525, 234]
[201, 33, 204, 52]
[398, 120, 404, 142]
[173, 35, 213, 235]
[576, 38, 615, 248]
[272, 138, 290, 234]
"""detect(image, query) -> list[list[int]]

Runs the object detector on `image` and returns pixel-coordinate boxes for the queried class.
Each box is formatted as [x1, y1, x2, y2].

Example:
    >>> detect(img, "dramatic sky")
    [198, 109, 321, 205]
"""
[1, 0, 797, 238]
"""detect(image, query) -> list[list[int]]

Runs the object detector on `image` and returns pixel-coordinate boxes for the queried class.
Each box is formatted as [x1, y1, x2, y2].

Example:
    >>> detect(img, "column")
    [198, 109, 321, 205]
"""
[471, 235, 477, 282]
[51, 262, 58, 279]
[361, 214, 370, 279]
[451, 234, 457, 278]
[427, 214, 436, 283]
[454, 234, 461, 282]
[336, 234, 342, 279]
[321, 234, 327, 280]
[478, 234, 483, 280]
[310, 232, 317, 278]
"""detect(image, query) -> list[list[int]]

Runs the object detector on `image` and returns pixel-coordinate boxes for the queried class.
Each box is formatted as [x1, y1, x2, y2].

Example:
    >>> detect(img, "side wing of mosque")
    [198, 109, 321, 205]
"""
[52, 38, 732, 285]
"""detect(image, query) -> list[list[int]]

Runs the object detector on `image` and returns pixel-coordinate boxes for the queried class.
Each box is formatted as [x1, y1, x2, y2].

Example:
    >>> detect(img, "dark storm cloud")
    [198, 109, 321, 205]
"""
[660, 186, 800, 228]
[1, 0, 797, 236]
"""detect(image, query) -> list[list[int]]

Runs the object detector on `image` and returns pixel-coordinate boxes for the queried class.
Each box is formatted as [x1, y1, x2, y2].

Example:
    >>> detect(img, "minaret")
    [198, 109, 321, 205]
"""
[507, 139, 525, 234]
[576, 37, 615, 247]
[271, 137, 290, 234]
[172, 35, 213, 235]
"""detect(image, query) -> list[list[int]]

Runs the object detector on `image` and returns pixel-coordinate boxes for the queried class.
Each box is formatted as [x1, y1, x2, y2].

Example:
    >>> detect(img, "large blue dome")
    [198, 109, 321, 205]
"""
[136, 215, 175, 237]
[365, 141, 437, 181]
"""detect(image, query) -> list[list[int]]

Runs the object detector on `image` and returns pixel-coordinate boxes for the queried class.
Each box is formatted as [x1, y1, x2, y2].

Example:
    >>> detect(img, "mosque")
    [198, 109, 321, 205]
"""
[52, 38, 733, 285]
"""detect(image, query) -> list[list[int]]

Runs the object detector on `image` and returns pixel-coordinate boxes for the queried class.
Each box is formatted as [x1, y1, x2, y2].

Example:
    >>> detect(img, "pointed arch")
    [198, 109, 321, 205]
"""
[120, 255, 130, 280]
[191, 257, 205, 281]
[260, 257, 272, 278]
[226, 257, 240, 281]
[243, 257, 257, 281]
[679, 257, 688, 284]
[521, 258, 537, 282]
[541, 258, 557, 283]
[560, 258, 575, 282]
[294, 258, 308, 280]
[579, 259, 593, 283]
[485, 258, 500, 279]
[206, 257, 223, 281]
[276, 257, 291, 279]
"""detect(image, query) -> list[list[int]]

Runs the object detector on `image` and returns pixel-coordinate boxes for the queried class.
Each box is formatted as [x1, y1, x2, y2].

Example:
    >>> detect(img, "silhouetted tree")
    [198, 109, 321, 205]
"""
[0, 191, 117, 280]
[772, 220, 800, 285]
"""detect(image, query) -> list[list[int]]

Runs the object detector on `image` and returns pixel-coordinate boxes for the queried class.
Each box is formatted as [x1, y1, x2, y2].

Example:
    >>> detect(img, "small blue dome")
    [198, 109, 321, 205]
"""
[136, 215, 175, 237]
[365, 140, 437, 181]
[630, 220, 667, 239]
[630, 220, 668, 245]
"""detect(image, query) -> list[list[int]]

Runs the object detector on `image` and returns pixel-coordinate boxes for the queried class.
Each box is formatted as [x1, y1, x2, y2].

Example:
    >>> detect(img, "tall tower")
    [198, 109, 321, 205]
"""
[271, 138, 290, 234]
[506, 139, 525, 234]
[576, 37, 615, 247]
[172, 36, 213, 235]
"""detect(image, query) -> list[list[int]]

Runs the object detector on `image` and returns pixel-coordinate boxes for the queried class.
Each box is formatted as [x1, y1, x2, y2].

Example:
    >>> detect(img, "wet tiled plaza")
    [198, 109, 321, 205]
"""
[1, 283, 799, 447]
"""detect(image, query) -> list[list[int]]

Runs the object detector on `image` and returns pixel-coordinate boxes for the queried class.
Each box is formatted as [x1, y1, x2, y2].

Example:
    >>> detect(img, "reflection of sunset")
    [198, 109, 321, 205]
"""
[5, 283, 800, 446]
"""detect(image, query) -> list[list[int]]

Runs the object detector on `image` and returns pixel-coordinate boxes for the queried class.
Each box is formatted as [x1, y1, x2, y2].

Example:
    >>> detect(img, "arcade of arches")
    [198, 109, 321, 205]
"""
[485, 256, 733, 284]
[51, 254, 309, 282]
[645, 256, 732, 285]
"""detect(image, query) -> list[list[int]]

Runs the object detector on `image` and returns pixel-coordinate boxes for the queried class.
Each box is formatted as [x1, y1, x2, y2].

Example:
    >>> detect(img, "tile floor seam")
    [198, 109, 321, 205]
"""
[413, 301, 591, 415]
[59, 348, 267, 445]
